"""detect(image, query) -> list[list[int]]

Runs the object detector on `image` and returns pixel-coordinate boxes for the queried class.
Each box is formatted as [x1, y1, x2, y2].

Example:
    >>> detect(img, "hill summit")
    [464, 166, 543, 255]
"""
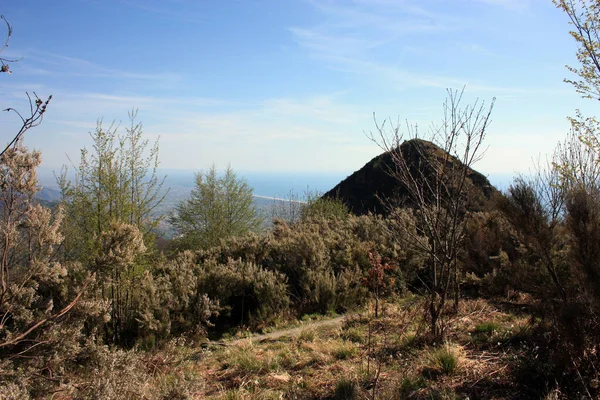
[323, 138, 499, 215]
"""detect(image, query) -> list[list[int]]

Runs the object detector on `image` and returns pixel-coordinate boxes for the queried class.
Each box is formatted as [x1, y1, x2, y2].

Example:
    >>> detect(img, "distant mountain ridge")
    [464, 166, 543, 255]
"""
[323, 138, 500, 216]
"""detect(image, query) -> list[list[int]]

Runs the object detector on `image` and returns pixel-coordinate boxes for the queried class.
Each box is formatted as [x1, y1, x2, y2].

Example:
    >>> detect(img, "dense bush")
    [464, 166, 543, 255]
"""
[498, 171, 600, 396]
[196, 212, 424, 316]
[137, 251, 220, 345]
[197, 257, 290, 328]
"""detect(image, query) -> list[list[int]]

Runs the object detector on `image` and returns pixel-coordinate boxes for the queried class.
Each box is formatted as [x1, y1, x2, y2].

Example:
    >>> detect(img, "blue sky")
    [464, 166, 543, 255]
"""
[0, 0, 595, 180]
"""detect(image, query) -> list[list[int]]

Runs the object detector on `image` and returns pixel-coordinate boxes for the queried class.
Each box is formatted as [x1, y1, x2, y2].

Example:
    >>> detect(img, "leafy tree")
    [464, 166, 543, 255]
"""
[58, 111, 167, 345]
[59, 110, 167, 262]
[554, 0, 600, 100]
[553, 0, 600, 183]
[170, 165, 263, 250]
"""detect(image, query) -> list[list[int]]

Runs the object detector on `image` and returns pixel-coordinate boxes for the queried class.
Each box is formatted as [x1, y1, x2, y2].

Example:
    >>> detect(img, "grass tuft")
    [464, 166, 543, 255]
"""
[298, 328, 316, 343]
[428, 343, 463, 375]
[331, 341, 358, 360]
[474, 322, 501, 335]
[334, 378, 358, 400]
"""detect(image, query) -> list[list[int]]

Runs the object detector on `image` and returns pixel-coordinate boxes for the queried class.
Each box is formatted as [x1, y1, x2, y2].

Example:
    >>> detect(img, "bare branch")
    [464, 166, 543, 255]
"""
[0, 16, 22, 74]
[367, 88, 495, 337]
[1, 93, 52, 159]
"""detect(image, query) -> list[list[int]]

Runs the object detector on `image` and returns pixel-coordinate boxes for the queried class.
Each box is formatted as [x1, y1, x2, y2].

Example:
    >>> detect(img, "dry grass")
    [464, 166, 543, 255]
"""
[44, 297, 548, 399]
[198, 297, 531, 398]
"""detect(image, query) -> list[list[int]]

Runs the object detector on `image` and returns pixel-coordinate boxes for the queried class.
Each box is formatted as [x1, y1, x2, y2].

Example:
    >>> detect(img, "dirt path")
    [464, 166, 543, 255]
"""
[231, 315, 349, 344]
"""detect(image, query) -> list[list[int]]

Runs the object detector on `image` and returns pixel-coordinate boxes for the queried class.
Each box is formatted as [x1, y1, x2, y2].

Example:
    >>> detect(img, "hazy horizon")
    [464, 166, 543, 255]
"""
[36, 165, 514, 200]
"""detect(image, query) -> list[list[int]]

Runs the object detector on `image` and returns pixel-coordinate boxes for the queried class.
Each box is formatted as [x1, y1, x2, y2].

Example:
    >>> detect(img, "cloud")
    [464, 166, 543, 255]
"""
[24, 50, 181, 83]
[8, 82, 373, 172]
[118, 0, 209, 24]
[290, 0, 554, 96]
[470, 0, 530, 11]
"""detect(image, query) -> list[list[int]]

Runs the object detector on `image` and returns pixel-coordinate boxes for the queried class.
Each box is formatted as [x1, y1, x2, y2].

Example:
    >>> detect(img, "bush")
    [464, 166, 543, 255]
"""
[301, 194, 349, 221]
[137, 251, 220, 343]
[199, 258, 290, 328]
[188, 210, 424, 322]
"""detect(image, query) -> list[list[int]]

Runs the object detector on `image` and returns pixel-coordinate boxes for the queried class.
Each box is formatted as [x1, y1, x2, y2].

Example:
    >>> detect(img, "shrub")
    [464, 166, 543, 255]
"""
[188, 210, 423, 323]
[301, 194, 349, 221]
[199, 258, 290, 328]
[137, 251, 220, 343]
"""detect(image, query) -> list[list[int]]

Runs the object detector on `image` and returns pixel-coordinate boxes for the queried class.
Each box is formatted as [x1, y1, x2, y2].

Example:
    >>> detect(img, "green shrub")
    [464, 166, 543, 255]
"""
[183, 210, 424, 325]
[301, 194, 349, 221]
[137, 251, 220, 342]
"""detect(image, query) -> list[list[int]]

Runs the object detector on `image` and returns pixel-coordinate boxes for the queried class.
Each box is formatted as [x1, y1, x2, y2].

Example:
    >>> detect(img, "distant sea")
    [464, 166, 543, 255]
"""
[35, 168, 351, 209]
[35, 167, 514, 238]
[156, 169, 351, 200]
[36, 168, 512, 205]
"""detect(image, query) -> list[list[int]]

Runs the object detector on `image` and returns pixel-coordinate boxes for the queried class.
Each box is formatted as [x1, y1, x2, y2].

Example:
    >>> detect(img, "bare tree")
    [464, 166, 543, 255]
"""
[0, 15, 20, 74]
[1, 15, 51, 158]
[0, 15, 89, 358]
[368, 88, 495, 337]
[1, 93, 51, 158]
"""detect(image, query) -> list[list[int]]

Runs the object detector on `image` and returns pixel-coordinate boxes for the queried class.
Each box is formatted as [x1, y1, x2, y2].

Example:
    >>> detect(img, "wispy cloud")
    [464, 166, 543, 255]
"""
[470, 0, 531, 11]
[24, 50, 181, 83]
[119, 0, 208, 24]
[290, 0, 547, 95]
[8, 82, 372, 169]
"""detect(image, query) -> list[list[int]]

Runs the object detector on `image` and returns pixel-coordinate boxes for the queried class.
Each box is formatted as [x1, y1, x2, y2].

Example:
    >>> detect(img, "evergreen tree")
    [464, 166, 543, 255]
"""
[170, 165, 262, 250]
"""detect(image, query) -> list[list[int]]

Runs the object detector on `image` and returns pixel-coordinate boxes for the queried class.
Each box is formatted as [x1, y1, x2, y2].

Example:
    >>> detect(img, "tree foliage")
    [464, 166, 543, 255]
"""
[170, 165, 262, 250]
[59, 111, 166, 261]
[555, 0, 600, 100]
[56, 111, 167, 345]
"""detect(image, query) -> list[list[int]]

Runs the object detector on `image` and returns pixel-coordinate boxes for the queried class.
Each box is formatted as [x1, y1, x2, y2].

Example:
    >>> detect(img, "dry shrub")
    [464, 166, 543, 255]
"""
[199, 258, 290, 329]
[137, 251, 220, 344]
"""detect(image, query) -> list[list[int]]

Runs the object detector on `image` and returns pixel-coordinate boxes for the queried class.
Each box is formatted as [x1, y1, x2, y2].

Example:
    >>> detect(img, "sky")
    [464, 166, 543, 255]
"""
[0, 0, 597, 183]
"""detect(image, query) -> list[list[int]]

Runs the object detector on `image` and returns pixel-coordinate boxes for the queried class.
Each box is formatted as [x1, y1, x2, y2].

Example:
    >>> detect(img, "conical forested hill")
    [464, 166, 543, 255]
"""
[322, 138, 500, 216]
